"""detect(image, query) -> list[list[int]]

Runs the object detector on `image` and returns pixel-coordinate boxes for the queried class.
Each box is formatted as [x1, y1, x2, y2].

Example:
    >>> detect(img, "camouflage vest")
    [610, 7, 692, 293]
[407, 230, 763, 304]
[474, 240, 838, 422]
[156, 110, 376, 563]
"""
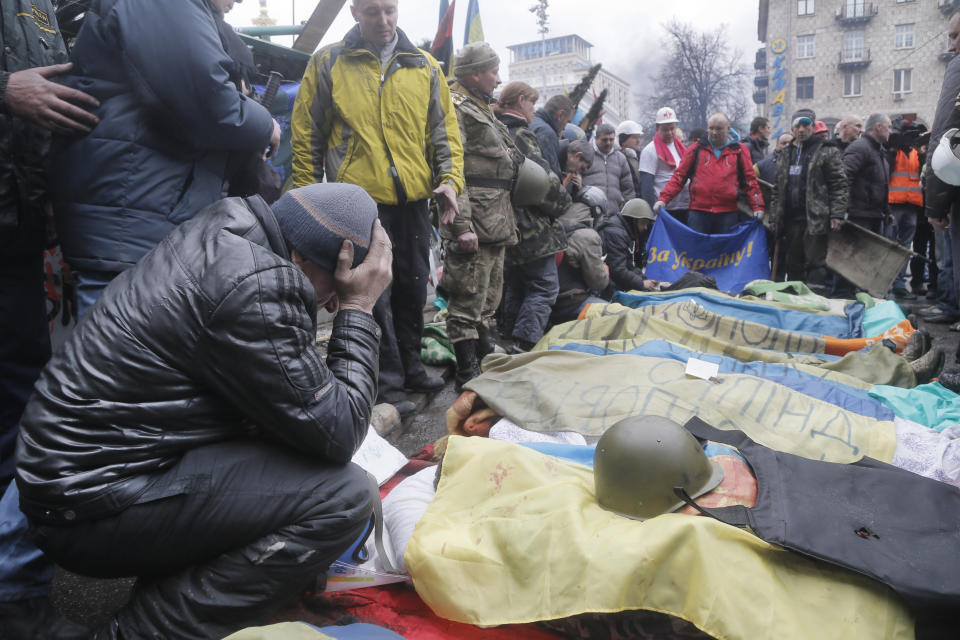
[444, 80, 519, 246]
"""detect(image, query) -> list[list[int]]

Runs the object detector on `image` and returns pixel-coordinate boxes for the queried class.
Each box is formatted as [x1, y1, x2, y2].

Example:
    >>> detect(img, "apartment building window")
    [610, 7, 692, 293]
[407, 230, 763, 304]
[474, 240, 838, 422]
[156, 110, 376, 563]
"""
[846, 0, 866, 17]
[797, 76, 815, 100]
[844, 30, 865, 61]
[797, 34, 815, 58]
[894, 68, 913, 95]
[843, 72, 862, 97]
[895, 24, 915, 49]
[798, 0, 814, 16]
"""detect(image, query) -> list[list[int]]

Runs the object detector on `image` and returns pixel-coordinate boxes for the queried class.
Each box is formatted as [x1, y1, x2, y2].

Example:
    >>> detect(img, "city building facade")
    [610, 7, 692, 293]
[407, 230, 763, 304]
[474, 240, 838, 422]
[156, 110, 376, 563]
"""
[507, 34, 632, 125]
[755, 0, 956, 137]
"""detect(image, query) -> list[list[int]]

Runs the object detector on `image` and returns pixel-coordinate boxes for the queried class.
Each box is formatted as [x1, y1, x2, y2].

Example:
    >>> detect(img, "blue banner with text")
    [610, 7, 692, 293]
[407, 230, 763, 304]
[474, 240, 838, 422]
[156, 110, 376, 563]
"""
[645, 213, 769, 292]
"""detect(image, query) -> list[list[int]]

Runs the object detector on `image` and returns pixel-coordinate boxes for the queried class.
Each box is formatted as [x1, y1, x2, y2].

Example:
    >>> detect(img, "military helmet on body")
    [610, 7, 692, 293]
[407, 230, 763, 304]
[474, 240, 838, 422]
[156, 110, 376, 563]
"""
[594, 415, 723, 520]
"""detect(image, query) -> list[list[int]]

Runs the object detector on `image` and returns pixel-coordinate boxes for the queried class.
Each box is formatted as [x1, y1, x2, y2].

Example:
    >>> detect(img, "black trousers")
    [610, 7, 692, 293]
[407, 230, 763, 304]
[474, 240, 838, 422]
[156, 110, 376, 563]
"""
[783, 219, 827, 285]
[911, 215, 938, 292]
[30, 440, 372, 639]
[373, 201, 432, 403]
[0, 255, 51, 488]
[501, 255, 560, 345]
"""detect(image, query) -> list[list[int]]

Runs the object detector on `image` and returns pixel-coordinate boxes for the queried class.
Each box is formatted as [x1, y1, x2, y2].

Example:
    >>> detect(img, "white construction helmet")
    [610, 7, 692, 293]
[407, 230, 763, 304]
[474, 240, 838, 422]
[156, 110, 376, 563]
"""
[655, 107, 679, 125]
[932, 128, 960, 186]
[616, 120, 644, 138]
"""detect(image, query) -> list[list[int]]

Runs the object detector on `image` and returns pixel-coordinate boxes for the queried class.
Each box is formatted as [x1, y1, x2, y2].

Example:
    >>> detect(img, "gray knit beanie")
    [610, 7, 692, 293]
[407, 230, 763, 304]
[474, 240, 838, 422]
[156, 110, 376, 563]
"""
[454, 42, 499, 77]
[272, 183, 378, 272]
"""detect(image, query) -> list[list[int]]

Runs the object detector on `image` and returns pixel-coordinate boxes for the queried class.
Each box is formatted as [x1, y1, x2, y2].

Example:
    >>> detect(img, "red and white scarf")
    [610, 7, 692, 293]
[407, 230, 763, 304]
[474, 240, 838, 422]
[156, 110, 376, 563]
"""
[654, 135, 687, 169]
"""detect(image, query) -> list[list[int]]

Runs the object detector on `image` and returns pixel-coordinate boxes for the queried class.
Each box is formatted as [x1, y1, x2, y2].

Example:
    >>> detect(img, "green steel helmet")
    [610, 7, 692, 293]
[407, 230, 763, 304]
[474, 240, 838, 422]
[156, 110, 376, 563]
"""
[512, 157, 552, 207]
[620, 198, 656, 222]
[593, 415, 723, 520]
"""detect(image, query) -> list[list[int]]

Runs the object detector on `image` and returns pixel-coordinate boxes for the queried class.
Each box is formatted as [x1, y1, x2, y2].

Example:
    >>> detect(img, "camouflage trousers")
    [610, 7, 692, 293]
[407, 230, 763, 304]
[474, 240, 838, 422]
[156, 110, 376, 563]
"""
[441, 243, 505, 343]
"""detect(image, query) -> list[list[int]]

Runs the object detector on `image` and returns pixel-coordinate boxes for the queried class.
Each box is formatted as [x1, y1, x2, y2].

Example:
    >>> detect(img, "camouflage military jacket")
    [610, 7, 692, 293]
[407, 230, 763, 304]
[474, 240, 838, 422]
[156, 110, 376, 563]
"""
[769, 138, 848, 236]
[499, 112, 569, 265]
[441, 80, 519, 247]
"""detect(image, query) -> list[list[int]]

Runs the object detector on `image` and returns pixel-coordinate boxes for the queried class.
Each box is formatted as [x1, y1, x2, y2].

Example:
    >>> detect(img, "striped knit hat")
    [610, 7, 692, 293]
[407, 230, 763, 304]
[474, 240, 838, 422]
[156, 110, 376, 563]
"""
[272, 183, 377, 272]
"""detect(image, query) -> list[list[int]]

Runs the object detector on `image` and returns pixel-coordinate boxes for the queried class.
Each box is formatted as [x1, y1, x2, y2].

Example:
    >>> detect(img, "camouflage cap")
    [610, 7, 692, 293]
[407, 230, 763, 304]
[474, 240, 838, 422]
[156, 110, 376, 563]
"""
[454, 42, 500, 77]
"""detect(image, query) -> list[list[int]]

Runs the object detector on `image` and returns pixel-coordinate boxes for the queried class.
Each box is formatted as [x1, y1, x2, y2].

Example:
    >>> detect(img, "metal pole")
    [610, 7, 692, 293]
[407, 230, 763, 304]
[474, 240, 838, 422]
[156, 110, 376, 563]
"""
[541, 33, 546, 90]
[293, 0, 348, 53]
[239, 25, 304, 37]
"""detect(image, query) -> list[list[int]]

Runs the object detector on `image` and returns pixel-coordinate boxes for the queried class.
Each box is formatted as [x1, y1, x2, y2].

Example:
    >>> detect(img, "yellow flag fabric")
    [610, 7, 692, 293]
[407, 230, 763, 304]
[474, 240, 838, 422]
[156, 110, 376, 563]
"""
[578, 300, 828, 352]
[539, 300, 916, 388]
[468, 350, 897, 463]
[578, 300, 913, 357]
[222, 623, 335, 640]
[405, 436, 914, 639]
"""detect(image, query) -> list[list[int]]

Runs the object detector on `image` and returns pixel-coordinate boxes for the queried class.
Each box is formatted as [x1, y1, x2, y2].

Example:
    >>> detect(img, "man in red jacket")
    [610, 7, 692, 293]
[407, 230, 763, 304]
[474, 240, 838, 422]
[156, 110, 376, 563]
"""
[655, 113, 764, 234]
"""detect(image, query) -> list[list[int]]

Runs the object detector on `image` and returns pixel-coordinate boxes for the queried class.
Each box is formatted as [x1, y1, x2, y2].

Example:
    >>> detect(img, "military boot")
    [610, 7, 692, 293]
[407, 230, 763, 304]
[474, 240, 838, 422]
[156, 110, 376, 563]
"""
[454, 340, 481, 391]
[939, 366, 960, 393]
[901, 329, 931, 362]
[476, 325, 496, 361]
[910, 347, 945, 385]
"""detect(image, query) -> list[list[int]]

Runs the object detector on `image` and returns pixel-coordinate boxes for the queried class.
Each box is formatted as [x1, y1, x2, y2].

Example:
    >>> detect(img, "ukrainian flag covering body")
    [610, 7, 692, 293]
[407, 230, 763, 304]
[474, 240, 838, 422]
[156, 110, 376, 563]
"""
[405, 437, 913, 639]
[401, 289, 945, 637]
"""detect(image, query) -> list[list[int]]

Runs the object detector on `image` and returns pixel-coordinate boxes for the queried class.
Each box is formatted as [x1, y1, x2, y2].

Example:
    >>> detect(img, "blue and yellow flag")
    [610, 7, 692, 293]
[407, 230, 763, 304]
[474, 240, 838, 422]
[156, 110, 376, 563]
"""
[464, 0, 484, 45]
[645, 212, 770, 292]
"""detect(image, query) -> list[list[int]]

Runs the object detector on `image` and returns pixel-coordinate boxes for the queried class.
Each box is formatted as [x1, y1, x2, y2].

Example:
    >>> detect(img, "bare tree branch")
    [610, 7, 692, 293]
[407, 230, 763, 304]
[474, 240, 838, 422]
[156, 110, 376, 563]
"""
[647, 20, 749, 134]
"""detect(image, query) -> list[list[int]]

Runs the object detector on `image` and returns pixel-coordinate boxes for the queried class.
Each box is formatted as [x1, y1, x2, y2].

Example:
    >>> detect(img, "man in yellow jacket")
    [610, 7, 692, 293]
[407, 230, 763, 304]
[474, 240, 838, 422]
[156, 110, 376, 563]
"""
[291, 0, 464, 415]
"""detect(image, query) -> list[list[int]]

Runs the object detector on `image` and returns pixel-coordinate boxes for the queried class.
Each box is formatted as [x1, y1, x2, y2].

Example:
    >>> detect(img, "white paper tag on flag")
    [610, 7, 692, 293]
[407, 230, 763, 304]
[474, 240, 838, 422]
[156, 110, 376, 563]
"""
[685, 357, 720, 382]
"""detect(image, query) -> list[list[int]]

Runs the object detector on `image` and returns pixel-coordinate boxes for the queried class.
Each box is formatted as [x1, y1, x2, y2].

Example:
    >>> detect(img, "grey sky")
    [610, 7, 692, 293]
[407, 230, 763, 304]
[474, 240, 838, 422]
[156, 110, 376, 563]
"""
[225, 1, 762, 115]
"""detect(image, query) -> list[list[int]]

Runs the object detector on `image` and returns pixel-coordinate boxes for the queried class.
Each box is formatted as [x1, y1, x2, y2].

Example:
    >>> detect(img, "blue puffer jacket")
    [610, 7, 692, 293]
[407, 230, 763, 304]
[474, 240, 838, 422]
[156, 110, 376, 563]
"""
[49, 0, 274, 274]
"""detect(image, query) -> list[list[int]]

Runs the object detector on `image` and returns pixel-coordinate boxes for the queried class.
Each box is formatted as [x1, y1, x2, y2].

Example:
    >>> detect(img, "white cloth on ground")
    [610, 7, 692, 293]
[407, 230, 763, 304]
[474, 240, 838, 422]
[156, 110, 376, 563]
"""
[382, 466, 437, 574]
[488, 418, 587, 445]
[892, 417, 960, 488]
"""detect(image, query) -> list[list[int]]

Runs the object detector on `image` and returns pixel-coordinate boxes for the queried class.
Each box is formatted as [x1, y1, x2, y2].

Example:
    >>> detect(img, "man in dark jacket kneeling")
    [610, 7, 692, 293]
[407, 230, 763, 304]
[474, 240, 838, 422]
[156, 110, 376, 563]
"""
[15, 183, 393, 639]
[598, 199, 660, 293]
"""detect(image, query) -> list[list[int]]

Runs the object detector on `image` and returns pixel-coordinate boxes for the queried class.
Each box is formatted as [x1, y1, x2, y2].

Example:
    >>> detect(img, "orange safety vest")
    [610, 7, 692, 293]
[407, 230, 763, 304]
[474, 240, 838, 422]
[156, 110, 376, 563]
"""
[888, 149, 923, 207]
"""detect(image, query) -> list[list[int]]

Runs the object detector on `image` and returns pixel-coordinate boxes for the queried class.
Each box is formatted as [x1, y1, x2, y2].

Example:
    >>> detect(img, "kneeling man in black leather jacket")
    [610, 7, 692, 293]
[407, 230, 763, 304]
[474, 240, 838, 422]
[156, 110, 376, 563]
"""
[14, 183, 393, 639]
